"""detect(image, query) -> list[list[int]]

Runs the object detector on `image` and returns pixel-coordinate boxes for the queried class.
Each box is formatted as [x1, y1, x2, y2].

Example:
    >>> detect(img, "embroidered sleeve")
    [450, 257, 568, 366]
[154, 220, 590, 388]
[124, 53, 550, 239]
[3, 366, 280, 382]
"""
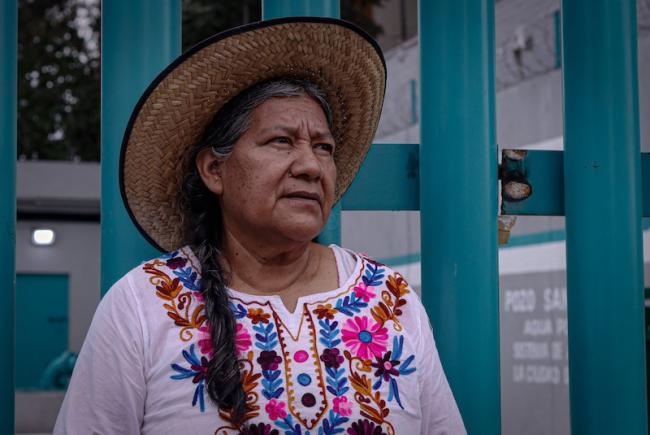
[54, 273, 146, 435]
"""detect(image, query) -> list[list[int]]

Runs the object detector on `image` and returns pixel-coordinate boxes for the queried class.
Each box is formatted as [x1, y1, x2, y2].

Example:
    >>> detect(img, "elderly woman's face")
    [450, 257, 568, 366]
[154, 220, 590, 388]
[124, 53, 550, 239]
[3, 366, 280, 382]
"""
[199, 95, 337, 244]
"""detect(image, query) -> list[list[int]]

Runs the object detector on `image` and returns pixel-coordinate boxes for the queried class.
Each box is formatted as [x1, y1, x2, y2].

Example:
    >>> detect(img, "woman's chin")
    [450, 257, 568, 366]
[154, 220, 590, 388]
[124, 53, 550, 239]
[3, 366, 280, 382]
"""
[274, 220, 326, 243]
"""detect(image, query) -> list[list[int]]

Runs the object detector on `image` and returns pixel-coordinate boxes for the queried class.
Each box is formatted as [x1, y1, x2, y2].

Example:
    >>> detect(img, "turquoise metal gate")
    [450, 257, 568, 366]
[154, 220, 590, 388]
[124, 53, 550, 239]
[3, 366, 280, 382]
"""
[1, 1, 17, 433]
[1, 1, 648, 434]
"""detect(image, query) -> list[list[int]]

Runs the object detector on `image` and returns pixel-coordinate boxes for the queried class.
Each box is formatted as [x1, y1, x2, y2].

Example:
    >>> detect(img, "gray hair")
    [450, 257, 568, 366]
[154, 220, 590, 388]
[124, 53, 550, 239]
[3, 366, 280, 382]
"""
[202, 78, 334, 160]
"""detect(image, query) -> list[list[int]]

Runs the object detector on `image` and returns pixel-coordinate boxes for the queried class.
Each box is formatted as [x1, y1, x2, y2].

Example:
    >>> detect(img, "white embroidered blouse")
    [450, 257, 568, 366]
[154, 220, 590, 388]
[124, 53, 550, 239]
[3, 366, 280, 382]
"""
[55, 245, 465, 434]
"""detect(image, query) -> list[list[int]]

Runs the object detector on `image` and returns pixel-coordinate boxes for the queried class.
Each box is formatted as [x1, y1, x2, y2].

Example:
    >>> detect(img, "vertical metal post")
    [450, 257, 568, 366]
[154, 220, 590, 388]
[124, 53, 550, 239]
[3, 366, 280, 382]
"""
[262, 0, 341, 246]
[562, 1, 647, 433]
[419, 1, 500, 434]
[101, 0, 181, 294]
[262, 0, 340, 19]
[0, 2, 16, 432]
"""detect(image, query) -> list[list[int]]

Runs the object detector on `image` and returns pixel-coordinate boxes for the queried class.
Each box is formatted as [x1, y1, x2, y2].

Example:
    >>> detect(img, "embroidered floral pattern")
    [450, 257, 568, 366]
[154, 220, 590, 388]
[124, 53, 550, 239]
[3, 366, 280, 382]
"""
[347, 419, 388, 435]
[216, 351, 263, 431]
[170, 344, 208, 412]
[371, 274, 410, 332]
[257, 350, 282, 371]
[345, 351, 394, 432]
[145, 248, 421, 434]
[235, 323, 253, 355]
[265, 399, 288, 420]
[144, 252, 206, 341]
[252, 321, 285, 400]
[314, 303, 337, 320]
[334, 396, 354, 417]
[320, 347, 344, 370]
[248, 307, 271, 324]
[352, 282, 375, 303]
[240, 423, 279, 435]
[342, 316, 389, 360]
[197, 325, 214, 357]
[371, 336, 416, 409]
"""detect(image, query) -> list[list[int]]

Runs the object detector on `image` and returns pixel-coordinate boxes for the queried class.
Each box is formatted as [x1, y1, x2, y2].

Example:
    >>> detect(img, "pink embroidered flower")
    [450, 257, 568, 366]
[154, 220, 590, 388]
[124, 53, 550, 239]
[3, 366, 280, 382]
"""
[198, 323, 251, 357]
[197, 325, 214, 357]
[342, 316, 388, 360]
[235, 323, 252, 356]
[265, 399, 288, 420]
[333, 396, 354, 417]
[353, 282, 375, 302]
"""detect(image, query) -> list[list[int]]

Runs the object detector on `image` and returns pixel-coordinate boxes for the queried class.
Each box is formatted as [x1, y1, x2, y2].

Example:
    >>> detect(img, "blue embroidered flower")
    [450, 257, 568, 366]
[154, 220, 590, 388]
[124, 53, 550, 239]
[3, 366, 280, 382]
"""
[318, 409, 349, 434]
[173, 266, 201, 292]
[170, 344, 208, 412]
[230, 302, 248, 319]
[253, 322, 285, 400]
[370, 336, 416, 409]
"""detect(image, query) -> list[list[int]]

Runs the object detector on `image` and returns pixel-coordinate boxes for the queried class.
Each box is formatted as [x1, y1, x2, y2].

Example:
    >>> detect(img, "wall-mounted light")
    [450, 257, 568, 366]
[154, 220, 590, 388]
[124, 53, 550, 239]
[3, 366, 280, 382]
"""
[31, 228, 56, 246]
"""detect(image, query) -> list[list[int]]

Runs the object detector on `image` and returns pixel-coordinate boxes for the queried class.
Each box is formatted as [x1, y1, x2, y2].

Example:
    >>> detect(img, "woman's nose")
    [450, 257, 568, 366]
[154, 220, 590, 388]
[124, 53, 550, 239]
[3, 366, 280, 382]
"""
[289, 143, 322, 180]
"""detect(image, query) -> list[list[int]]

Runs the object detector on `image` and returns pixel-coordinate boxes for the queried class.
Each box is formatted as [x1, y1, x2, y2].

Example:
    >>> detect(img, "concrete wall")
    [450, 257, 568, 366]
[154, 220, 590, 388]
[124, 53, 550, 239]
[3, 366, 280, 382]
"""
[372, 0, 418, 51]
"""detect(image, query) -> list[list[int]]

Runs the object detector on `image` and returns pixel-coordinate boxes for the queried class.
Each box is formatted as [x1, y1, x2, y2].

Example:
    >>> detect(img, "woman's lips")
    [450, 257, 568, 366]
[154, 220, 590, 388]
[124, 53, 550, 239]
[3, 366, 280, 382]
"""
[283, 191, 322, 205]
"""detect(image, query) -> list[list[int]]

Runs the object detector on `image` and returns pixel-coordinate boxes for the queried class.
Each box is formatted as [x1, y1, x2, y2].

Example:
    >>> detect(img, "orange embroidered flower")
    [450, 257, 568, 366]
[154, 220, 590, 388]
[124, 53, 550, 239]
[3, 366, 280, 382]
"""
[247, 307, 271, 324]
[155, 277, 182, 300]
[386, 274, 409, 298]
[314, 303, 337, 320]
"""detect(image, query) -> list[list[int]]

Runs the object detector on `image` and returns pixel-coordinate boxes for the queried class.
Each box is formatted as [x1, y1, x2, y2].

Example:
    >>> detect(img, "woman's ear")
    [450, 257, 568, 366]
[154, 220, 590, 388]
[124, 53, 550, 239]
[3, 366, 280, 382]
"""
[196, 148, 224, 195]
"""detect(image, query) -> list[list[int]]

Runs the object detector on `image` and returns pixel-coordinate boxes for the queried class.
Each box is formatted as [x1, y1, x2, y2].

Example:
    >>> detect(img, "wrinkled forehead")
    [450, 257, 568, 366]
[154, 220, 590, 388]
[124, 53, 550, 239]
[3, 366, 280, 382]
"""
[247, 95, 335, 139]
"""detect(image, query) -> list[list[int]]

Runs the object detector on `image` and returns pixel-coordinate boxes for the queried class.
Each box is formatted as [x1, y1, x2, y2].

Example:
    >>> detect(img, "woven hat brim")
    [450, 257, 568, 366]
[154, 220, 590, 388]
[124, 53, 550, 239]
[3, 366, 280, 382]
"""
[120, 17, 386, 252]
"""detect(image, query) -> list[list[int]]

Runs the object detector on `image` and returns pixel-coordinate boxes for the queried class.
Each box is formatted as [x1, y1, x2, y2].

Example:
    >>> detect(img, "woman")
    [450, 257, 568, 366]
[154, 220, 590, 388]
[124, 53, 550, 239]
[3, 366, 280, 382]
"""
[55, 18, 465, 434]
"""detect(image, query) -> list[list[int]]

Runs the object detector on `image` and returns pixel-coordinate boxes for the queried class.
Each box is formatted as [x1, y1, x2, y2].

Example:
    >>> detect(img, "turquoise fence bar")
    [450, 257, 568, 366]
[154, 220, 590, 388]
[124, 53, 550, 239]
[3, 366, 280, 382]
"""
[641, 153, 650, 218]
[501, 151, 650, 217]
[501, 150, 565, 216]
[262, 0, 341, 246]
[101, 0, 181, 294]
[342, 143, 419, 211]
[262, 0, 340, 19]
[419, 1, 500, 433]
[562, 0, 647, 433]
[0, 1, 16, 432]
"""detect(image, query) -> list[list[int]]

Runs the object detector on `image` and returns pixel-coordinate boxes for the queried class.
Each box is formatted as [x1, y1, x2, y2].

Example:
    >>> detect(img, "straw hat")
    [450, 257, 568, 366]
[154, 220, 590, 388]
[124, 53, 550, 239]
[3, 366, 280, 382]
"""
[120, 17, 386, 252]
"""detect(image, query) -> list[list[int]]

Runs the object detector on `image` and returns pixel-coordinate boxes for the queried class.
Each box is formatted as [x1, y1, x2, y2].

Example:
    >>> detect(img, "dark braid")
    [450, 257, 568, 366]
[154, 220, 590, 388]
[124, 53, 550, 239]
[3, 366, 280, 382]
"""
[178, 78, 333, 426]
[184, 182, 247, 421]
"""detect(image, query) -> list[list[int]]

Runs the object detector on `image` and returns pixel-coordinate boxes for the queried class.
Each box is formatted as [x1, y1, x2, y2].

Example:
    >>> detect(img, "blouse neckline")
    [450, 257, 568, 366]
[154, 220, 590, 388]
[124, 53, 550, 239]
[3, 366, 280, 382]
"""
[181, 244, 363, 316]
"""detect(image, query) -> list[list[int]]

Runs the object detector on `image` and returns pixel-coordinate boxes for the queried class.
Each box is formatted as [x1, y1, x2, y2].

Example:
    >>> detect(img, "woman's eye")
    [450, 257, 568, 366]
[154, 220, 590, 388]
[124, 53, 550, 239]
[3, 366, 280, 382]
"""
[270, 136, 291, 145]
[315, 143, 334, 154]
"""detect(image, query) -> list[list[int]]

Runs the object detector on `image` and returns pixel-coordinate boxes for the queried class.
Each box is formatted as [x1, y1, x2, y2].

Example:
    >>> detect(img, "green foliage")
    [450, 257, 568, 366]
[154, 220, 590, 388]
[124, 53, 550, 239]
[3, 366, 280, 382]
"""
[182, 0, 260, 50]
[182, 0, 384, 49]
[17, 0, 383, 162]
[342, 0, 384, 39]
[18, 0, 100, 161]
